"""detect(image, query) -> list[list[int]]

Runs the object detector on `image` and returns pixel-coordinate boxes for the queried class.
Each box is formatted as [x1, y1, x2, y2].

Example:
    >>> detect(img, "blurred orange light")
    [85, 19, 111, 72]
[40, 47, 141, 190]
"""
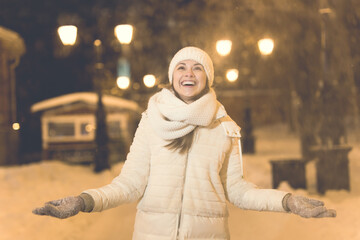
[258, 38, 274, 55]
[216, 40, 232, 56]
[114, 24, 133, 44]
[143, 74, 156, 88]
[12, 122, 20, 131]
[58, 25, 77, 45]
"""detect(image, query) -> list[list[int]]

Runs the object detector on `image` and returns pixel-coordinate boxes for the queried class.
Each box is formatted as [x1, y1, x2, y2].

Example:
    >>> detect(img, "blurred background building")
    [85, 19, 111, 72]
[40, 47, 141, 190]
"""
[31, 92, 141, 165]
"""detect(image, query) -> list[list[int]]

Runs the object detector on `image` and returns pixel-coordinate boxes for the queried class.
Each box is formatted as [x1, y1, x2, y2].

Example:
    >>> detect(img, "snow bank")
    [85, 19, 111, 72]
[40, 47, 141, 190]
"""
[0, 124, 359, 240]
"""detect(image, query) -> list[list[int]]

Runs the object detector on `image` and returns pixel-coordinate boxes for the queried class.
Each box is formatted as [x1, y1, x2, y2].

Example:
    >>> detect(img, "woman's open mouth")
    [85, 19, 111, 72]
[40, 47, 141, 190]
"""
[181, 80, 196, 86]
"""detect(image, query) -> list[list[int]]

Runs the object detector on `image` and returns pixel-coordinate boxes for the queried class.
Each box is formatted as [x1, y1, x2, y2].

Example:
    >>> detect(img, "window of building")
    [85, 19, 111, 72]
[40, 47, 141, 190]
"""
[48, 122, 75, 137]
[108, 121, 121, 139]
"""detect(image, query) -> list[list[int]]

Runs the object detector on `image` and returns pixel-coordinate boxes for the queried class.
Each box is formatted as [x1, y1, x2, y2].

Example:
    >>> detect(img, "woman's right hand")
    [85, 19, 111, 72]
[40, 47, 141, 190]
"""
[32, 196, 85, 219]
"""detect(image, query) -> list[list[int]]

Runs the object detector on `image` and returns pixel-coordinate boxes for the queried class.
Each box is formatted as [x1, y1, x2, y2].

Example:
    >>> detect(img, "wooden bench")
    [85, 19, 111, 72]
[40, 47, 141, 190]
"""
[270, 159, 306, 189]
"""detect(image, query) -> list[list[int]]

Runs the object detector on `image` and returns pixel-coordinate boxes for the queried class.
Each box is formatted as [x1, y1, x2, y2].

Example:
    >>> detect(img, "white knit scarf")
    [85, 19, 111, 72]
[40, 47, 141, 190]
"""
[147, 88, 218, 140]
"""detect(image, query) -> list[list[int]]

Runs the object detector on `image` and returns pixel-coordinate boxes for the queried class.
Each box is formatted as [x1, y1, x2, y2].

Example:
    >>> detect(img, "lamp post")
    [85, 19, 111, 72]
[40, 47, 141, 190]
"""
[215, 39, 234, 84]
[215, 38, 256, 153]
[92, 38, 111, 172]
[239, 37, 275, 154]
[57, 23, 133, 172]
[311, 6, 351, 194]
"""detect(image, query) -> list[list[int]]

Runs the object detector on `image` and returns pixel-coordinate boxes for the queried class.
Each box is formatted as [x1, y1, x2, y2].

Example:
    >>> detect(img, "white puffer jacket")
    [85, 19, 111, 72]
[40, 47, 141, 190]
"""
[83, 107, 288, 240]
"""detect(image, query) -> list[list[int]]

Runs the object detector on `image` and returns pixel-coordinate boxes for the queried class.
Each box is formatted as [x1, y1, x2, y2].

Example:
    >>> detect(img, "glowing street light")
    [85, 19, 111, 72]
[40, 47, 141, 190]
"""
[94, 39, 102, 47]
[216, 40, 232, 56]
[117, 76, 130, 89]
[114, 24, 133, 44]
[143, 74, 156, 88]
[57, 25, 77, 45]
[12, 122, 20, 131]
[226, 69, 239, 82]
[258, 38, 274, 55]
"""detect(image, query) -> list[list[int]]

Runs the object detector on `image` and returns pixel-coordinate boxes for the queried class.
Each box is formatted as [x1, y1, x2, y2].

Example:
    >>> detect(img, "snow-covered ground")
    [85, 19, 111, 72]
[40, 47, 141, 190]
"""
[1, 124, 359, 240]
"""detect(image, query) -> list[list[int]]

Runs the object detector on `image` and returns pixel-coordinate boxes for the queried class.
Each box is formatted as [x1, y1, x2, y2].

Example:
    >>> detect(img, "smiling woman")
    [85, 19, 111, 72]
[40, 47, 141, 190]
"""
[33, 46, 336, 240]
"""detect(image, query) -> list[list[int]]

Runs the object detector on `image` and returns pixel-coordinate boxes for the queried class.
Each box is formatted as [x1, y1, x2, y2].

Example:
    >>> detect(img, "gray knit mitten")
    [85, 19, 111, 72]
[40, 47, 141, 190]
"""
[32, 196, 85, 219]
[283, 194, 336, 218]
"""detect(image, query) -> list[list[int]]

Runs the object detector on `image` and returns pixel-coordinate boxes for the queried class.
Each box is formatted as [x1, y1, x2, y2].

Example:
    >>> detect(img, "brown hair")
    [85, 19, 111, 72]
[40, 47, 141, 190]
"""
[164, 81, 210, 154]
[166, 130, 196, 154]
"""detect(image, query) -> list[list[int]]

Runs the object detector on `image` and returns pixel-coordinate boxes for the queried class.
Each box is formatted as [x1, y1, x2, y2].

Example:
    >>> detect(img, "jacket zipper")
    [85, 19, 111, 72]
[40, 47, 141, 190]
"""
[176, 149, 190, 238]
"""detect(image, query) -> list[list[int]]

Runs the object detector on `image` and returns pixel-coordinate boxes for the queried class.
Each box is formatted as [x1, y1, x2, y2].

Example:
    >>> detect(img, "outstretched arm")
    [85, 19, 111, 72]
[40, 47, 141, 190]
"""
[33, 114, 151, 218]
[221, 138, 336, 218]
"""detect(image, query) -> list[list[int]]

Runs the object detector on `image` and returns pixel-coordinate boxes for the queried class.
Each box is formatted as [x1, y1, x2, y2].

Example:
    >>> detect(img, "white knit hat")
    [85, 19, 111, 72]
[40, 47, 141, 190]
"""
[168, 46, 214, 86]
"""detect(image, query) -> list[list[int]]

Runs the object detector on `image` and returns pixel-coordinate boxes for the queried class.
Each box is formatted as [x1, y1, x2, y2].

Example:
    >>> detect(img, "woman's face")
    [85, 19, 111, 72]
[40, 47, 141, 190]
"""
[172, 59, 207, 104]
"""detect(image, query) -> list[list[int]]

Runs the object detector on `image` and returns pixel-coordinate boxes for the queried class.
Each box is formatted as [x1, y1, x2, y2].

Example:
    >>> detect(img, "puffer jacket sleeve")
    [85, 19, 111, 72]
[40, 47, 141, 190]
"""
[82, 113, 151, 212]
[220, 137, 288, 212]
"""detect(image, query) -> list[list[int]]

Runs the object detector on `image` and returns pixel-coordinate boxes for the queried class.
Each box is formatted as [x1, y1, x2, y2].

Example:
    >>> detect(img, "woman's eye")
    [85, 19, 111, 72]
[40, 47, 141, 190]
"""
[177, 66, 185, 70]
[193, 67, 203, 71]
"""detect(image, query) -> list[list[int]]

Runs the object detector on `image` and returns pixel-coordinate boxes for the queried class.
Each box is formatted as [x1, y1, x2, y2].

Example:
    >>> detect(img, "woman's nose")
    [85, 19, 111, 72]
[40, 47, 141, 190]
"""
[185, 69, 194, 76]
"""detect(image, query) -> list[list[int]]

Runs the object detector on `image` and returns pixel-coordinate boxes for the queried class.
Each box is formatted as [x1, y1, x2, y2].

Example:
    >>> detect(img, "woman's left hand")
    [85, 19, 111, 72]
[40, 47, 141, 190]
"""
[283, 194, 337, 218]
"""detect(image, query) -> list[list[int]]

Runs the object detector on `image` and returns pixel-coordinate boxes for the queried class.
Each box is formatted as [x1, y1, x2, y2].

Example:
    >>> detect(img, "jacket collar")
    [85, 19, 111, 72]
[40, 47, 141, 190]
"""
[215, 103, 227, 120]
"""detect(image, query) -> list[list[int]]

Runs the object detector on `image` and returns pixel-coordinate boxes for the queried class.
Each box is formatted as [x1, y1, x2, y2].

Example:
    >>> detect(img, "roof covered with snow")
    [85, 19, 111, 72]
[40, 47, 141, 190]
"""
[31, 92, 142, 113]
[0, 26, 26, 58]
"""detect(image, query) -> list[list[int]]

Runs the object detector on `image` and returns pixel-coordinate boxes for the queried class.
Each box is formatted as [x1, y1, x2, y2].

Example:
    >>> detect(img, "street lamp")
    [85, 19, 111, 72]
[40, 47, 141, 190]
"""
[116, 76, 130, 90]
[57, 25, 77, 45]
[114, 24, 133, 44]
[216, 40, 232, 56]
[114, 25, 133, 92]
[240, 38, 276, 154]
[226, 69, 239, 82]
[12, 122, 20, 131]
[143, 74, 156, 88]
[57, 23, 133, 172]
[258, 38, 274, 55]
[312, 6, 351, 194]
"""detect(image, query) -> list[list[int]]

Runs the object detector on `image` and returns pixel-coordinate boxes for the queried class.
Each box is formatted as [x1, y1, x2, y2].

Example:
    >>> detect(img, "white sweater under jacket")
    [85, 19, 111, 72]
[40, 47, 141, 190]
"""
[83, 107, 288, 240]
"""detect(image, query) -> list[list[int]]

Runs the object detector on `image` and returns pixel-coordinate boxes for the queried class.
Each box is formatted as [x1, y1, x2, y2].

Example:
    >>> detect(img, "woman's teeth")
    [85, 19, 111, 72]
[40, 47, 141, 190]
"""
[182, 81, 195, 86]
